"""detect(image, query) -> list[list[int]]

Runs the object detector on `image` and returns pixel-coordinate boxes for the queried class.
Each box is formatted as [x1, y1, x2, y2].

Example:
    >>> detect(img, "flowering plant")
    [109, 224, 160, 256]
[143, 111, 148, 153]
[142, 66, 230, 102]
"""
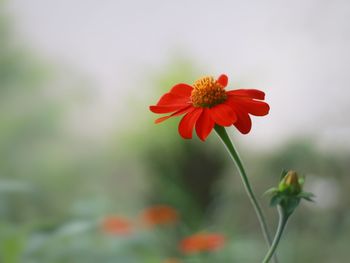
[150, 74, 313, 262]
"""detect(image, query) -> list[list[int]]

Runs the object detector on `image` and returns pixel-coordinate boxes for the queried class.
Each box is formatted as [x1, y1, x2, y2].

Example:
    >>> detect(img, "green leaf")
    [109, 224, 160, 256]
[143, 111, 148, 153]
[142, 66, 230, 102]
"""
[0, 225, 25, 263]
[298, 192, 315, 202]
[279, 169, 288, 180]
[264, 187, 278, 196]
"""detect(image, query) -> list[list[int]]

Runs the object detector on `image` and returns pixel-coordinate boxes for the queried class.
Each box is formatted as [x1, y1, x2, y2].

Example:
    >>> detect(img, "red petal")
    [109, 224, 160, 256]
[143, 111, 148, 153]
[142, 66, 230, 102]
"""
[195, 108, 215, 141]
[150, 104, 189, 114]
[178, 108, 203, 139]
[227, 89, 265, 100]
[205, 234, 225, 251]
[180, 233, 225, 253]
[217, 74, 228, 87]
[170, 83, 193, 97]
[154, 106, 192, 124]
[228, 96, 270, 116]
[209, 104, 237, 126]
[234, 109, 252, 134]
[156, 92, 190, 106]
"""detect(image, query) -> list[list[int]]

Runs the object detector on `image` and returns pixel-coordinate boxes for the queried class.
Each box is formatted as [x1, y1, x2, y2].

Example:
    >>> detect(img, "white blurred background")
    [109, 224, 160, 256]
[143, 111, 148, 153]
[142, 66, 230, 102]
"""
[8, 0, 350, 148]
[1, 1, 350, 262]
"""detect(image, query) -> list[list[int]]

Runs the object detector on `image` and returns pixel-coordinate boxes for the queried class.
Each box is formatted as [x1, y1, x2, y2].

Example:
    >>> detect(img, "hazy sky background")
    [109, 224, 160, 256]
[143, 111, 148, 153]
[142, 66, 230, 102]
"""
[7, 0, 350, 148]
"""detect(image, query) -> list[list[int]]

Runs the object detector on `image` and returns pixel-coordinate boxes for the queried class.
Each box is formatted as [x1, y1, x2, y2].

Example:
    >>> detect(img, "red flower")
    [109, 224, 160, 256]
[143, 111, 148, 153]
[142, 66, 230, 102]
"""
[102, 216, 133, 235]
[179, 232, 225, 254]
[162, 258, 182, 263]
[140, 205, 179, 227]
[150, 74, 269, 141]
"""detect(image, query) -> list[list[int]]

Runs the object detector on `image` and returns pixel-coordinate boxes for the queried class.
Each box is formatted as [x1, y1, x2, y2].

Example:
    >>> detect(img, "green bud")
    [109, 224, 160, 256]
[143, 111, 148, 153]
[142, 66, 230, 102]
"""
[266, 170, 314, 216]
[278, 170, 302, 195]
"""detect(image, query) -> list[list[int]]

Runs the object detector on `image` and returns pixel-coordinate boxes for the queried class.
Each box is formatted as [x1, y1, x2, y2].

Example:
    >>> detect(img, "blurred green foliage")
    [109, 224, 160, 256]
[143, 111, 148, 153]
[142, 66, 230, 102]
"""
[1, 3, 350, 262]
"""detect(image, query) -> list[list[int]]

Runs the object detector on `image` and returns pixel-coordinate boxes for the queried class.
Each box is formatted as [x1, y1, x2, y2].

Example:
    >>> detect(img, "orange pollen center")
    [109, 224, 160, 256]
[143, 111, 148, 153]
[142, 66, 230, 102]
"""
[191, 76, 227, 107]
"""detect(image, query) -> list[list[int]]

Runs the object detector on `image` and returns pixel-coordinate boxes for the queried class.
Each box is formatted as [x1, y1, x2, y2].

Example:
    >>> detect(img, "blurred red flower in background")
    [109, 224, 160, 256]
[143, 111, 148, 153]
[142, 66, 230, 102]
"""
[162, 258, 182, 263]
[102, 216, 133, 235]
[150, 74, 269, 141]
[179, 232, 225, 254]
[140, 205, 179, 227]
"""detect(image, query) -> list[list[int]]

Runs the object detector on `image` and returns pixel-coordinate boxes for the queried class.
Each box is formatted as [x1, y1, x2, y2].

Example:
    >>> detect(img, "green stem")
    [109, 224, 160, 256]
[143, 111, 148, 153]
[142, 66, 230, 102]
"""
[214, 125, 277, 262]
[262, 206, 289, 263]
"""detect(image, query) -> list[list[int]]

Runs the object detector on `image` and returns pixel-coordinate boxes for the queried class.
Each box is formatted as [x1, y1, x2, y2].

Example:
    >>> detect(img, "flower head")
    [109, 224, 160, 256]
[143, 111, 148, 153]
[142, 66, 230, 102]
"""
[150, 74, 269, 141]
[102, 215, 133, 235]
[179, 232, 225, 254]
[140, 205, 179, 227]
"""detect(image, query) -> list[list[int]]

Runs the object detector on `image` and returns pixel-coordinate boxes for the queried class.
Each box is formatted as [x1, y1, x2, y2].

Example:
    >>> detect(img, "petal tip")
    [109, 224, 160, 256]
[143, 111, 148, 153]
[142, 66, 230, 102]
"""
[154, 118, 162, 124]
[217, 74, 228, 87]
[179, 133, 192, 140]
[197, 134, 206, 141]
[149, 105, 156, 113]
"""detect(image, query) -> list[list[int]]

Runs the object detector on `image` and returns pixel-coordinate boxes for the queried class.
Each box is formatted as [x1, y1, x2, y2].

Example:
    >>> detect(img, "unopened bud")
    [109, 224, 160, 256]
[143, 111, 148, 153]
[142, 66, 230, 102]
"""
[279, 170, 302, 195]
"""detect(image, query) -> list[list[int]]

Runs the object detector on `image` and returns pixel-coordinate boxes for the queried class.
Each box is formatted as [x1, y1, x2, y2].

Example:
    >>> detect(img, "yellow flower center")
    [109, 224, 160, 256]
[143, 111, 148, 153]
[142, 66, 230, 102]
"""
[191, 76, 227, 108]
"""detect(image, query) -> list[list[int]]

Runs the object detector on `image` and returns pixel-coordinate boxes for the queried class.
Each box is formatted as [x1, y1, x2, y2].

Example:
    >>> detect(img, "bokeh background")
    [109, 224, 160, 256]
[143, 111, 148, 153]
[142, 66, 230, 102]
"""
[1, 0, 350, 262]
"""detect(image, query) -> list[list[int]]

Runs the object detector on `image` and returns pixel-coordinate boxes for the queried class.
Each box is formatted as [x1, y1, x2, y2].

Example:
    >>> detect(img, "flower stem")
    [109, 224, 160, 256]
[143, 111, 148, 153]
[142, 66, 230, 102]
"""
[214, 125, 277, 263]
[262, 206, 290, 263]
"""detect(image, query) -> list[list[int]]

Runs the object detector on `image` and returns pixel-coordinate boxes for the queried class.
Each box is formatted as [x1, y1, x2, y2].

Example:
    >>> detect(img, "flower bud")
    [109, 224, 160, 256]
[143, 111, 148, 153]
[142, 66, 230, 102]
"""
[266, 170, 313, 215]
[278, 170, 302, 195]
